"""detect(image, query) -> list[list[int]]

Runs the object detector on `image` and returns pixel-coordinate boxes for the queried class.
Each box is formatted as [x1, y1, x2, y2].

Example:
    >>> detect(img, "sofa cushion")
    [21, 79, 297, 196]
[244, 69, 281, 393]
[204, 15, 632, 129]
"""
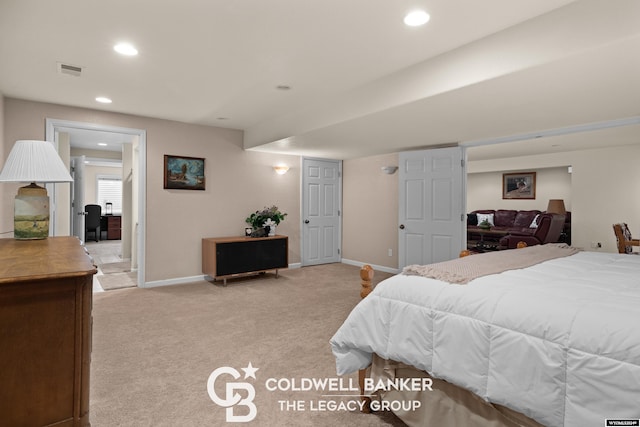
[476, 213, 495, 226]
[472, 210, 495, 215]
[494, 210, 517, 227]
[503, 228, 536, 236]
[529, 214, 540, 228]
[513, 210, 541, 228]
[467, 213, 478, 226]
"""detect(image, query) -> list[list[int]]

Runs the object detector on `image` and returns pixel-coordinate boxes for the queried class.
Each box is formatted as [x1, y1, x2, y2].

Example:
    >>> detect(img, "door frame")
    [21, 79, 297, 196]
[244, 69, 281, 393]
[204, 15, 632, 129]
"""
[300, 157, 342, 266]
[45, 118, 147, 287]
[69, 155, 86, 241]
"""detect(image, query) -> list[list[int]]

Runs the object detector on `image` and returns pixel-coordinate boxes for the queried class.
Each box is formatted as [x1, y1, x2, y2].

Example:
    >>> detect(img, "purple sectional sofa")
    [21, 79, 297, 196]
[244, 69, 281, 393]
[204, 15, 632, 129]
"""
[467, 209, 568, 249]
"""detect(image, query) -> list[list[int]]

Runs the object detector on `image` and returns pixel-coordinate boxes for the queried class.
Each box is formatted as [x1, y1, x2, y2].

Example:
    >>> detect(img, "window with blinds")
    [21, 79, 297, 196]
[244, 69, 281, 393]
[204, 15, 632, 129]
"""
[97, 175, 122, 214]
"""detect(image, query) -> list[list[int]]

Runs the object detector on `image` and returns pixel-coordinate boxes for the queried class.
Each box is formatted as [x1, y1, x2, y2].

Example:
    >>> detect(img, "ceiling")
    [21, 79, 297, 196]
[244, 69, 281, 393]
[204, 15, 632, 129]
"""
[1, 0, 638, 160]
[57, 127, 134, 153]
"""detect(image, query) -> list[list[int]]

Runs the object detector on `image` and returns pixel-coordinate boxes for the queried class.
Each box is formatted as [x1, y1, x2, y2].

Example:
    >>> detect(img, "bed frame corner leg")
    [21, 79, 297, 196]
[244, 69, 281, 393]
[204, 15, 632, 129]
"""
[360, 264, 374, 299]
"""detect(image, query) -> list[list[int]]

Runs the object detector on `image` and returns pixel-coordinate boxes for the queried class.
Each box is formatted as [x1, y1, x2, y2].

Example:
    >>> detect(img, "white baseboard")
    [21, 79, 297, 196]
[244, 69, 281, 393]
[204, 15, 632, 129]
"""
[141, 263, 302, 288]
[341, 259, 400, 275]
[142, 275, 207, 288]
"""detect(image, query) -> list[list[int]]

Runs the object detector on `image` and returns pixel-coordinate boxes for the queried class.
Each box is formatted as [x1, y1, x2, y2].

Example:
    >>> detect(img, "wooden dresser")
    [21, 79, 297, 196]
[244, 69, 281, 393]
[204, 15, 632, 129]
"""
[0, 236, 97, 427]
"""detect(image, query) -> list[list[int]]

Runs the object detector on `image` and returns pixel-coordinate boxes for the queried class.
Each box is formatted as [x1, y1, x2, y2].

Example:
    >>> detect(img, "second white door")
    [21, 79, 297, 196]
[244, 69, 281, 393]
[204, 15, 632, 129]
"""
[302, 158, 341, 266]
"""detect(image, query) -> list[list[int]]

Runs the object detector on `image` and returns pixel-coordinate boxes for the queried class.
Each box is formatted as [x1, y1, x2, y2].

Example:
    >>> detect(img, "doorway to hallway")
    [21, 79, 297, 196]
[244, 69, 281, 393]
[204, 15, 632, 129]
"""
[46, 118, 147, 287]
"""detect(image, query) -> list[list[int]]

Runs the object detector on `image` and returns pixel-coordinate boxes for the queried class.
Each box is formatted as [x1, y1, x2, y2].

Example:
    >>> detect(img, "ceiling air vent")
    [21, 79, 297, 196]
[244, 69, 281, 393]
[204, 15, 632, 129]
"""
[57, 62, 83, 77]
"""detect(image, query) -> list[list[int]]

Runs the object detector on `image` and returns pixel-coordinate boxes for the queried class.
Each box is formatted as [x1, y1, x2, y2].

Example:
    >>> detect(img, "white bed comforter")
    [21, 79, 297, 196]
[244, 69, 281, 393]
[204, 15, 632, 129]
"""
[330, 251, 640, 426]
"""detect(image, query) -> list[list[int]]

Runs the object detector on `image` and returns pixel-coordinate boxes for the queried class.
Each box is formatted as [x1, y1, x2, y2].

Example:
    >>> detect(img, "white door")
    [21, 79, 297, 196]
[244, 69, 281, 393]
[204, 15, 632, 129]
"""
[399, 147, 465, 268]
[302, 158, 341, 266]
[70, 156, 86, 241]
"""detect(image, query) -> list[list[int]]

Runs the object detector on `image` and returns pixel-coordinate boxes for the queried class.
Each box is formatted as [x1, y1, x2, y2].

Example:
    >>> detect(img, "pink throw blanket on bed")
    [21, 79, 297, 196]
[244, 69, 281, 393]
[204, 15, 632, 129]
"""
[402, 243, 579, 284]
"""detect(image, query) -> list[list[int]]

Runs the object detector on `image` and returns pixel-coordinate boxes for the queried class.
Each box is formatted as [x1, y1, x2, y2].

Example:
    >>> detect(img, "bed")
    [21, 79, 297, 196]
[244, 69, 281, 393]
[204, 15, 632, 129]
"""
[330, 244, 640, 426]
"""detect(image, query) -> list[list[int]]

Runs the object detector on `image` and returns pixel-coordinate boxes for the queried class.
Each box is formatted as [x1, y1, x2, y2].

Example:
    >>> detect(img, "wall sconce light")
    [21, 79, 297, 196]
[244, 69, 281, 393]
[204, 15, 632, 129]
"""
[0, 140, 73, 239]
[273, 165, 289, 175]
[381, 166, 398, 175]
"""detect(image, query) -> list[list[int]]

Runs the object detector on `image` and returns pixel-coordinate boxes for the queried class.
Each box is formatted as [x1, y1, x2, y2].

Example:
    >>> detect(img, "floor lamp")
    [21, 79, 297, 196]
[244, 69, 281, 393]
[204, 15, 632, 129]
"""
[546, 199, 566, 215]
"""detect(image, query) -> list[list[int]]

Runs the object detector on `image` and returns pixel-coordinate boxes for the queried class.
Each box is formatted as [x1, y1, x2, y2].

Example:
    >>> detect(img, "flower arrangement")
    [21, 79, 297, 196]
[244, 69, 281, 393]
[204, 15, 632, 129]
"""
[245, 205, 287, 230]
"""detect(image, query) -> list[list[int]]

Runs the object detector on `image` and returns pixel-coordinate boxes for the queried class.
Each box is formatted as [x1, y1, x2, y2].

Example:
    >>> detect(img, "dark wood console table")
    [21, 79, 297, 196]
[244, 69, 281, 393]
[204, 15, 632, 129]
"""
[0, 236, 97, 426]
[202, 235, 288, 285]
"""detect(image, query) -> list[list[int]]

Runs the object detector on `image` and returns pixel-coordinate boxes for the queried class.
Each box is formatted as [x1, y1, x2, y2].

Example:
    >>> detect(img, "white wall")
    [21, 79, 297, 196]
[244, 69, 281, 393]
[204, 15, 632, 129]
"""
[343, 152, 399, 269]
[69, 146, 124, 212]
[467, 167, 572, 212]
[82, 164, 123, 208]
[571, 145, 640, 253]
[122, 143, 133, 260]
[54, 133, 71, 236]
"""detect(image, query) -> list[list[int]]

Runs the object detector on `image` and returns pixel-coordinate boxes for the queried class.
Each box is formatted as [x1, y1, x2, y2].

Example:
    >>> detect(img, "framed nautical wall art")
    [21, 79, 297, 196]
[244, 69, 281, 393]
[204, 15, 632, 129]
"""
[164, 155, 205, 190]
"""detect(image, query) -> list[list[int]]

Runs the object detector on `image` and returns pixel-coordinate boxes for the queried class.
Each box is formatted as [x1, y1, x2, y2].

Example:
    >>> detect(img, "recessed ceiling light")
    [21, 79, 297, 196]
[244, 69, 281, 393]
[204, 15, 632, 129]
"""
[95, 97, 112, 104]
[404, 10, 430, 27]
[98, 143, 108, 146]
[276, 85, 291, 91]
[114, 42, 138, 56]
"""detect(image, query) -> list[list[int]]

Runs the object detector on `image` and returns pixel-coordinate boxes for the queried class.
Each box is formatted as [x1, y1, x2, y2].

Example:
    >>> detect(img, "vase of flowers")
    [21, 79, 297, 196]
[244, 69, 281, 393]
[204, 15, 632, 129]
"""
[245, 205, 287, 237]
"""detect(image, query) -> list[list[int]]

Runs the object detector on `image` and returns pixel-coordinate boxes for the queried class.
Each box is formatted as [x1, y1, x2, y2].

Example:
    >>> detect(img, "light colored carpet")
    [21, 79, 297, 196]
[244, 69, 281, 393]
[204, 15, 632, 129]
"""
[91, 263, 402, 426]
[97, 271, 137, 291]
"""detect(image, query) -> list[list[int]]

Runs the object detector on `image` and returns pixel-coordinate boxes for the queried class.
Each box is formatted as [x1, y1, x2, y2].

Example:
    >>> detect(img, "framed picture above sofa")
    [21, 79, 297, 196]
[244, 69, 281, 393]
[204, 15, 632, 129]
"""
[502, 172, 536, 199]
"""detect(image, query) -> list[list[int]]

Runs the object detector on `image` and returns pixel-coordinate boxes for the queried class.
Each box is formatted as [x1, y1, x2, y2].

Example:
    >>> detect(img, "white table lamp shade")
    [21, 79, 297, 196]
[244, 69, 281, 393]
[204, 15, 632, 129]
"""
[0, 140, 73, 239]
[0, 140, 73, 183]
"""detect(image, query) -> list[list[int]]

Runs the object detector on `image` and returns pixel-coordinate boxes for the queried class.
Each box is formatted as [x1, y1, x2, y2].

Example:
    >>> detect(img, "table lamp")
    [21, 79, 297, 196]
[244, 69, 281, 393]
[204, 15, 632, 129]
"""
[0, 140, 73, 239]
[546, 199, 567, 215]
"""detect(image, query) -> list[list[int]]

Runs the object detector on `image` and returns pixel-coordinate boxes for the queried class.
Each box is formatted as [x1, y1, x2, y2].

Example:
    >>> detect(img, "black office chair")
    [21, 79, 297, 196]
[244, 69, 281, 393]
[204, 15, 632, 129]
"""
[85, 204, 102, 242]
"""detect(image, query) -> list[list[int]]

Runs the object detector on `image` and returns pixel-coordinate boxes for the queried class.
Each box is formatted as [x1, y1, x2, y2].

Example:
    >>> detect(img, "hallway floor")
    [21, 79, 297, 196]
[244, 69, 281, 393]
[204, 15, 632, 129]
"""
[84, 240, 136, 292]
